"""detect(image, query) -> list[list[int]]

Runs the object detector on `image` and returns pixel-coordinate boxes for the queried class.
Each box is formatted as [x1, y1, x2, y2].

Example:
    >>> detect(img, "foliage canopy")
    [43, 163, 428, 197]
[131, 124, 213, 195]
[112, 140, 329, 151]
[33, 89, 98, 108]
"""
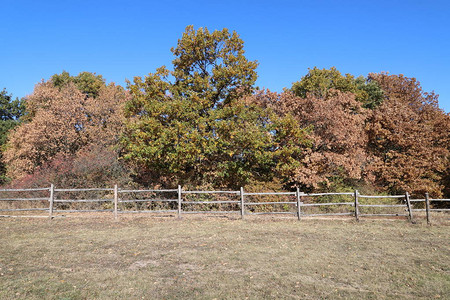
[1, 28, 448, 198]
[123, 26, 309, 188]
[292, 67, 384, 109]
[366, 73, 449, 197]
[4, 72, 129, 180]
[0, 89, 25, 183]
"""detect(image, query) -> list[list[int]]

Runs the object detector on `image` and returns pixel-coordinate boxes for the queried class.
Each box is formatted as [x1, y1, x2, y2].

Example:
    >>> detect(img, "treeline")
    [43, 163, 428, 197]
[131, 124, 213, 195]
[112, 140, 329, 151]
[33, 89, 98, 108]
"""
[1, 26, 449, 197]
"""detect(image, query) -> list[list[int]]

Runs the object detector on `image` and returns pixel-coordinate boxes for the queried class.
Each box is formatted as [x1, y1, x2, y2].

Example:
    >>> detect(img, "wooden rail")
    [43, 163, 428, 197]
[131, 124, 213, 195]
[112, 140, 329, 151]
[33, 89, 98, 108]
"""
[0, 185, 448, 222]
[409, 194, 450, 224]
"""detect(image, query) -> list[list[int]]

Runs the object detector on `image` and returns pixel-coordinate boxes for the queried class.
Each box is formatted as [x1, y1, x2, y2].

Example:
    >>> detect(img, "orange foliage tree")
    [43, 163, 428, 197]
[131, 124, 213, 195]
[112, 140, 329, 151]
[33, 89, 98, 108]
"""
[366, 73, 449, 197]
[246, 89, 368, 191]
[3, 75, 129, 181]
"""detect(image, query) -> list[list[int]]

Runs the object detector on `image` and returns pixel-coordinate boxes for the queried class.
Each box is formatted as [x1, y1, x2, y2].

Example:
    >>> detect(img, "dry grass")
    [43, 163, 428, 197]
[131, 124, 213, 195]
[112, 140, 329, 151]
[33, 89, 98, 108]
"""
[0, 215, 449, 299]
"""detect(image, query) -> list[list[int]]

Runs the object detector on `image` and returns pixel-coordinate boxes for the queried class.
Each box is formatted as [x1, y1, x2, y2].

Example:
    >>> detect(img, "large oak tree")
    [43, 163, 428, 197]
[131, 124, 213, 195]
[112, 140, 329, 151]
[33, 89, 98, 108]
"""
[122, 26, 309, 188]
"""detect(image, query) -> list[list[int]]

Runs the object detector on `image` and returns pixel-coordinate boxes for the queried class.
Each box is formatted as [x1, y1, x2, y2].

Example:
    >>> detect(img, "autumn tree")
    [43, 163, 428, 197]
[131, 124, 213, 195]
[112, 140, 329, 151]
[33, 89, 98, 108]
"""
[11, 144, 133, 189]
[250, 89, 368, 191]
[366, 73, 449, 197]
[3, 73, 129, 181]
[123, 26, 310, 188]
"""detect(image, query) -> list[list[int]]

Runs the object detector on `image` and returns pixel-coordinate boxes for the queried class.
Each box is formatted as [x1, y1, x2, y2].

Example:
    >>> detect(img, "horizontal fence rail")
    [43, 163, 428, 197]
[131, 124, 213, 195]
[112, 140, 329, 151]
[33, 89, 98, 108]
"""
[359, 204, 406, 207]
[244, 192, 295, 196]
[0, 185, 448, 223]
[183, 190, 240, 194]
[0, 188, 50, 192]
[355, 192, 409, 219]
[115, 187, 179, 217]
[0, 198, 49, 201]
[54, 188, 114, 192]
[117, 210, 178, 214]
[179, 188, 241, 216]
[303, 192, 354, 196]
[408, 194, 450, 224]
[411, 209, 450, 211]
[118, 199, 178, 203]
[301, 202, 354, 206]
[358, 195, 405, 199]
[54, 199, 113, 203]
[0, 187, 51, 217]
[118, 189, 178, 193]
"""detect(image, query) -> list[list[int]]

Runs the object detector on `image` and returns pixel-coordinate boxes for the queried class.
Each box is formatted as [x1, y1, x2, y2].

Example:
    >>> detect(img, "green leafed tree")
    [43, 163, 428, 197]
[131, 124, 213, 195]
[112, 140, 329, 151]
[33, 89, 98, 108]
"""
[122, 26, 310, 188]
[292, 67, 384, 109]
[51, 71, 105, 99]
[292, 67, 357, 99]
[0, 89, 25, 183]
[171, 26, 259, 106]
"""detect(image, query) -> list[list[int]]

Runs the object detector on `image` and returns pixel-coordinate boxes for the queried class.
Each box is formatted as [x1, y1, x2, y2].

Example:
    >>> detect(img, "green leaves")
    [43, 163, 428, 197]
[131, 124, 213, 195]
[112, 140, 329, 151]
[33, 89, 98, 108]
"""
[171, 26, 258, 106]
[292, 67, 384, 109]
[122, 26, 308, 187]
[51, 71, 106, 99]
[292, 67, 357, 99]
[0, 89, 25, 183]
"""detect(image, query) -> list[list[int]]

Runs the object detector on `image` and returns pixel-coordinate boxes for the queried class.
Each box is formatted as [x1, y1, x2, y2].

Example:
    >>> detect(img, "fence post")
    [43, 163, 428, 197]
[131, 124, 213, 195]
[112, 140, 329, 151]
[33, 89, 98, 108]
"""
[425, 192, 431, 225]
[48, 184, 55, 219]
[177, 185, 182, 219]
[296, 187, 301, 221]
[354, 190, 359, 221]
[405, 192, 413, 222]
[114, 184, 118, 220]
[240, 187, 245, 219]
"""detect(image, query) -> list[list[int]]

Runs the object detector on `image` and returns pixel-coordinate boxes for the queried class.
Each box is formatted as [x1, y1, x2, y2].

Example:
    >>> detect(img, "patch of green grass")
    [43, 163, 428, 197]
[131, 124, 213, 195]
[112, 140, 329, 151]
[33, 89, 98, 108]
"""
[0, 216, 449, 299]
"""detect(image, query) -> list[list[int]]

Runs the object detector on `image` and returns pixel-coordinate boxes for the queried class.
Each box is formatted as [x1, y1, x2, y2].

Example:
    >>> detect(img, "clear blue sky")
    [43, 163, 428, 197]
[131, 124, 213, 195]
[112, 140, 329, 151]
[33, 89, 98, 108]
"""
[2, 0, 450, 112]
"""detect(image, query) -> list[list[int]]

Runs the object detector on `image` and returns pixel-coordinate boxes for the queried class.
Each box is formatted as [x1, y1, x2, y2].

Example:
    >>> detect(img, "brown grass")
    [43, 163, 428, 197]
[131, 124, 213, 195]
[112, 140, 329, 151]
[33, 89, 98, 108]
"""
[0, 215, 449, 299]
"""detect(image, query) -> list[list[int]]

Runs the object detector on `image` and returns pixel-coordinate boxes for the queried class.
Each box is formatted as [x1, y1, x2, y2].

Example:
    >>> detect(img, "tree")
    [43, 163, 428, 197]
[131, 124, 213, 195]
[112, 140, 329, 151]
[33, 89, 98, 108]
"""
[292, 67, 384, 109]
[0, 89, 25, 145]
[51, 71, 105, 98]
[366, 73, 449, 197]
[0, 89, 25, 182]
[252, 89, 368, 191]
[171, 25, 259, 106]
[122, 26, 309, 188]
[3, 75, 129, 180]
[11, 144, 133, 189]
[354, 76, 385, 109]
[292, 67, 357, 99]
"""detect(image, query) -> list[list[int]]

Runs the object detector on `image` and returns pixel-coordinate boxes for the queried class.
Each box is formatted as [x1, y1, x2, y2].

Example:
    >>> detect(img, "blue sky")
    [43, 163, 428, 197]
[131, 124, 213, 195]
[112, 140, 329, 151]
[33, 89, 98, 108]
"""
[2, 0, 450, 112]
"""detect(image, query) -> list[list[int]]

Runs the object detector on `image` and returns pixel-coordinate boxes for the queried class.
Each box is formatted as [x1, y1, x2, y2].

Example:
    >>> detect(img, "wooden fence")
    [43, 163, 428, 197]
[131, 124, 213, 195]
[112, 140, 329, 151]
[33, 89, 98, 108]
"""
[0, 185, 448, 224]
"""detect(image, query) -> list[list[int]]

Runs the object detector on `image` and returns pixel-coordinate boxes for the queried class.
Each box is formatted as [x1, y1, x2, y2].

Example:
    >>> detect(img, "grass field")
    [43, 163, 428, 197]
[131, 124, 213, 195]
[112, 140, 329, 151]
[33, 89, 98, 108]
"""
[0, 215, 449, 299]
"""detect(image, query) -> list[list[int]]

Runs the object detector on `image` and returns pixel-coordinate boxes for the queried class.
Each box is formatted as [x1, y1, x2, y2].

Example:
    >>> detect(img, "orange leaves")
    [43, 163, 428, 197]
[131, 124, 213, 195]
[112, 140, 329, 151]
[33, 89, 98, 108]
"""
[4, 78, 130, 180]
[278, 90, 368, 189]
[366, 73, 449, 197]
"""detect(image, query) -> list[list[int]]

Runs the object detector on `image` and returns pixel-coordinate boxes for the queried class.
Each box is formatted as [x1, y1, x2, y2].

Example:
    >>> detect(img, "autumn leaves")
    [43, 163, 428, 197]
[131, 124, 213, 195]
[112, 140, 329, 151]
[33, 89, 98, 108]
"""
[2, 27, 449, 198]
